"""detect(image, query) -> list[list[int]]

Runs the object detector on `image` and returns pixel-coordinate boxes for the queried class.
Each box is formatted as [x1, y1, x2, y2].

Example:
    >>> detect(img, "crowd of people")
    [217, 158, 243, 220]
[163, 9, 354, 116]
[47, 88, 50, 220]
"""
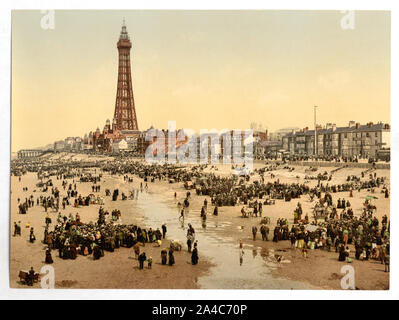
[251, 200, 390, 272]
[11, 155, 390, 289]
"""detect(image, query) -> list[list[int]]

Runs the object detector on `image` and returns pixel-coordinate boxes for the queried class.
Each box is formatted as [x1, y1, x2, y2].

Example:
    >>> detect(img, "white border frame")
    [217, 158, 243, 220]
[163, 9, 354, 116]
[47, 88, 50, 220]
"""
[1, 0, 398, 300]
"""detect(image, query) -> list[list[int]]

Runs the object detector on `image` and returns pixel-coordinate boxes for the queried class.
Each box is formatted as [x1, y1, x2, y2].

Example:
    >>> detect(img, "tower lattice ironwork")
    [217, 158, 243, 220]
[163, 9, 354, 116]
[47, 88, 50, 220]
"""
[113, 21, 138, 131]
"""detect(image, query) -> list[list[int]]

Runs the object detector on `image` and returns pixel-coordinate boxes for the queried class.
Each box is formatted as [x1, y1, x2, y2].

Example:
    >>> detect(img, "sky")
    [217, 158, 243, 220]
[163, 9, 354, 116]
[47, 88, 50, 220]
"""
[11, 10, 390, 151]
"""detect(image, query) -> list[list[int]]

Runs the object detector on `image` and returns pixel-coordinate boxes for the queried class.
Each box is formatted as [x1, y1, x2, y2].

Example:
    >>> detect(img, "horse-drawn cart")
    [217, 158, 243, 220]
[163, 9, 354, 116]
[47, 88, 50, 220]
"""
[18, 270, 40, 285]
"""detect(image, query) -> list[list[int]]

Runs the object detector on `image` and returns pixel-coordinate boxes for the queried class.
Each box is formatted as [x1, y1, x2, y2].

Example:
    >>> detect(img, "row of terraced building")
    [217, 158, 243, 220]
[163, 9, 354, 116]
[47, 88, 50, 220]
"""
[282, 121, 390, 158]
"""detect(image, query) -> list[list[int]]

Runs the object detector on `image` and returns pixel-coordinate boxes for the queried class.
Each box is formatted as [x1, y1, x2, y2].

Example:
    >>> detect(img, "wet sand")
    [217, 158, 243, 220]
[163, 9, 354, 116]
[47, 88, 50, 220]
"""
[139, 161, 390, 290]
[10, 153, 390, 289]
[10, 169, 211, 289]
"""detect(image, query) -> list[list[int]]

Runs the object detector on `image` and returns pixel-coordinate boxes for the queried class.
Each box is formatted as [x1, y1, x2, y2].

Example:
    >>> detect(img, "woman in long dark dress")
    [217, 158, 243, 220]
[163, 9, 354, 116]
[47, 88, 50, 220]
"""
[45, 249, 53, 264]
[93, 245, 101, 260]
[29, 228, 36, 243]
[69, 245, 77, 259]
[191, 243, 199, 265]
[338, 244, 346, 262]
[187, 237, 192, 252]
[168, 249, 175, 266]
[161, 249, 167, 265]
[138, 252, 147, 269]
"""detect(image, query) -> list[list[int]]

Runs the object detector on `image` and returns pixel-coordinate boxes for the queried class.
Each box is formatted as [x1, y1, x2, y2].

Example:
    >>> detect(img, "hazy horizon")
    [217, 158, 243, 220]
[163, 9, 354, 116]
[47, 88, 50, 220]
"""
[11, 10, 390, 152]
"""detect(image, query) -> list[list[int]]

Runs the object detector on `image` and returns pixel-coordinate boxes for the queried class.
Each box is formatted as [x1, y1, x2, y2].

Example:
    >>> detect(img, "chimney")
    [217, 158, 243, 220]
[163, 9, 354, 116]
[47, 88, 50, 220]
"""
[349, 121, 355, 127]
[332, 124, 337, 131]
[384, 124, 390, 130]
[316, 125, 322, 131]
[355, 123, 360, 129]
[368, 122, 374, 127]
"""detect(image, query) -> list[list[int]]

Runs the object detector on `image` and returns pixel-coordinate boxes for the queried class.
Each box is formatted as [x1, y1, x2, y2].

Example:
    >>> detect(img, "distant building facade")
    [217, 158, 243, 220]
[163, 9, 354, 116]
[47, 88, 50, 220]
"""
[282, 121, 390, 158]
[269, 127, 301, 142]
[54, 140, 66, 151]
[54, 137, 83, 152]
[111, 139, 129, 153]
[17, 149, 44, 159]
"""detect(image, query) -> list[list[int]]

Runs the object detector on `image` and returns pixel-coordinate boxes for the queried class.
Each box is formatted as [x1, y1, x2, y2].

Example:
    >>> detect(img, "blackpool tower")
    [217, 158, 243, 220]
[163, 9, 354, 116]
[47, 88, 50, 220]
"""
[113, 21, 139, 131]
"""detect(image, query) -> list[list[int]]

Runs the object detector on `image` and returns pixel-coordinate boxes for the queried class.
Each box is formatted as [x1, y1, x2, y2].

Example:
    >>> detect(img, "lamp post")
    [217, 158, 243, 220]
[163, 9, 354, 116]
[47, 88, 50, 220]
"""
[314, 106, 318, 156]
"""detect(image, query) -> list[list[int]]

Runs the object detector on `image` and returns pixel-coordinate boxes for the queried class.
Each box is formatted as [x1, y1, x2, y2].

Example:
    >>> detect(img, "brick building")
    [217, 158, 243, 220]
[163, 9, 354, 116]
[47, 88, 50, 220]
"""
[282, 121, 390, 158]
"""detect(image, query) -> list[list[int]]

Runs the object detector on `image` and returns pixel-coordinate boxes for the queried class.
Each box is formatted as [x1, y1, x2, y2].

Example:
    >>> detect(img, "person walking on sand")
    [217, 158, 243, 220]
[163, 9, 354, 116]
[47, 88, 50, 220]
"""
[252, 226, 257, 241]
[241, 206, 246, 218]
[27, 267, 35, 286]
[161, 248, 167, 265]
[177, 201, 182, 214]
[45, 248, 53, 264]
[138, 252, 146, 269]
[238, 247, 244, 266]
[133, 242, 140, 259]
[29, 227, 36, 243]
[13, 222, 19, 237]
[191, 241, 199, 265]
[260, 225, 269, 241]
[168, 248, 175, 266]
[290, 232, 296, 248]
[213, 206, 218, 216]
[187, 234, 193, 252]
[17, 221, 21, 236]
[179, 208, 185, 221]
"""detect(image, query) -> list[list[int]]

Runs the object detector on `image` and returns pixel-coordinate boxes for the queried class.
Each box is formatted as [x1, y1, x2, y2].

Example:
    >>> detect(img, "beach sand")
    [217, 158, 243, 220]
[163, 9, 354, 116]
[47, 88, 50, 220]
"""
[10, 165, 211, 289]
[10, 153, 390, 289]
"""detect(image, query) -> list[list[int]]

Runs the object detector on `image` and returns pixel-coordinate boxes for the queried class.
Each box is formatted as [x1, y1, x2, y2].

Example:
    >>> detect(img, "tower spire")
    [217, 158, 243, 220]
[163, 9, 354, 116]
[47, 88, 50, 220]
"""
[114, 20, 138, 131]
[119, 19, 129, 41]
